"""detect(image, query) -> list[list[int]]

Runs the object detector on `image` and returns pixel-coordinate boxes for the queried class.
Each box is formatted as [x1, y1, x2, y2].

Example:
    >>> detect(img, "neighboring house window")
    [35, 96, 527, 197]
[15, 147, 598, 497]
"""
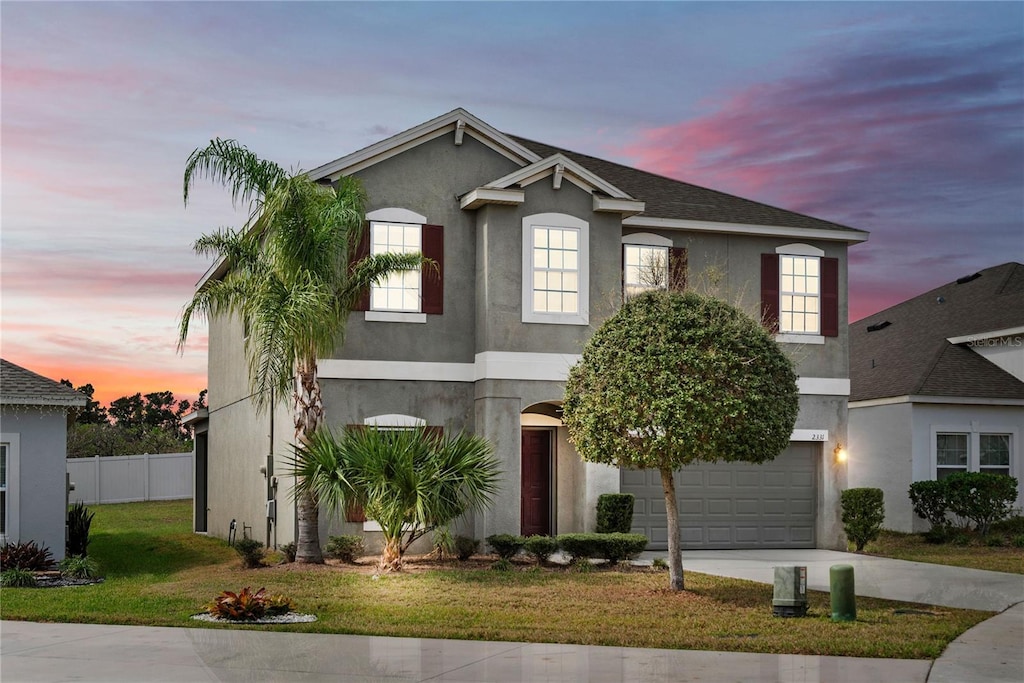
[522, 213, 589, 325]
[370, 222, 421, 312]
[980, 434, 1011, 476]
[624, 245, 668, 298]
[0, 443, 7, 539]
[352, 208, 444, 317]
[761, 244, 839, 339]
[936, 433, 968, 480]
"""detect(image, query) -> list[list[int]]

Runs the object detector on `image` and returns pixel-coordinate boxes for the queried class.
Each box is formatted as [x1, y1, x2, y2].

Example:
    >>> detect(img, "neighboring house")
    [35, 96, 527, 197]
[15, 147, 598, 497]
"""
[189, 108, 868, 552]
[0, 359, 86, 559]
[848, 263, 1024, 532]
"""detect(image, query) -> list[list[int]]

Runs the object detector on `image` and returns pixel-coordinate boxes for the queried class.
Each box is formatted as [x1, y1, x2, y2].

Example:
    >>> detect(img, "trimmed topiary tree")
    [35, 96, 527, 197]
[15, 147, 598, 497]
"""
[563, 290, 798, 591]
[596, 494, 635, 533]
[840, 488, 885, 551]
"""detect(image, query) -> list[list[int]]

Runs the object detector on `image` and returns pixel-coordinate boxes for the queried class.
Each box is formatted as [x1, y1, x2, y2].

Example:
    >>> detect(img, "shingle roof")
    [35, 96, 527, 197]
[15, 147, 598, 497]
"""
[1, 359, 88, 407]
[849, 263, 1024, 402]
[509, 136, 862, 234]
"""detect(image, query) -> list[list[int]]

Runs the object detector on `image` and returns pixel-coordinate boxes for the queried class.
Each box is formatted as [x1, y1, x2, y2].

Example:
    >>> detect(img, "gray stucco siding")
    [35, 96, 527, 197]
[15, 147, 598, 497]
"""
[319, 378, 475, 432]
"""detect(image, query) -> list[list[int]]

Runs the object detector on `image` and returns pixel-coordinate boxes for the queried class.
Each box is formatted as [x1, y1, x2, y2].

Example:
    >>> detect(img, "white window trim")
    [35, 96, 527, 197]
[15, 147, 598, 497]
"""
[366, 214, 425, 319]
[0, 434, 20, 545]
[622, 232, 673, 247]
[775, 242, 823, 338]
[522, 213, 589, 325]
[623, 243, 669, 298]
[929, 424, 1018, 480]
[361, 414, 427, 531]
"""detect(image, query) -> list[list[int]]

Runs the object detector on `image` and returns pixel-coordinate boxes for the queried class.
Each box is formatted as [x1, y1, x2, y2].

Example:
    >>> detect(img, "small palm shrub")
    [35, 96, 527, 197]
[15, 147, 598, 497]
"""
[486, 534, 524, 560]
[523, 535, 558, 564]
[207, 587, 269, 621]
[324, 535, 364, 563]
[233, 538, 264, 569]
[453, 535, 479, 561]
[1, 541, 56, 571]
[432, 525, 455, 560]
[1, 568, 37, 587]
[59, 555, 100, 579]
[596, 494, 635, 533]
[841, 488, 885, 552]
[66, 501, 95, 557]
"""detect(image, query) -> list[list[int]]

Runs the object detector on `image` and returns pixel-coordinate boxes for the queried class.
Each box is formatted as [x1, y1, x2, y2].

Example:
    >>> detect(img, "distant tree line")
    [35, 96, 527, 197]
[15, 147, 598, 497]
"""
[59, 380, 207, 458]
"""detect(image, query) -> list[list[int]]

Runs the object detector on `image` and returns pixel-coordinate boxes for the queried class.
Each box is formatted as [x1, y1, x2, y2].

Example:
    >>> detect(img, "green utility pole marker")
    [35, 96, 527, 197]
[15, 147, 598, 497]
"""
[830, 564, 856, 622]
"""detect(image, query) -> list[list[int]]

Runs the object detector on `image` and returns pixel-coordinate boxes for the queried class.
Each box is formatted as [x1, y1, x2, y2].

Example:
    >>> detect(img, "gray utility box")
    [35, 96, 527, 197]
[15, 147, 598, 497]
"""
[772, 565, 808, 617]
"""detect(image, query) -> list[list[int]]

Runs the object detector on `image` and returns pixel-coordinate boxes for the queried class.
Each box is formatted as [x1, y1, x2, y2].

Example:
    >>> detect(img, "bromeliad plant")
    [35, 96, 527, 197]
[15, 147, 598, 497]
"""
[291, 426, 500, 572]
[1, 541, 56, 571]
[207, 587, 294, 621]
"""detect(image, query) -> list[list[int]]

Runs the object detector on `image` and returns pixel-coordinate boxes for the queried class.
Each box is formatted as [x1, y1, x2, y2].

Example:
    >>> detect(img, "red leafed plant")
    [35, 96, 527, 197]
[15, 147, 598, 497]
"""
[207, 587, 268, 621]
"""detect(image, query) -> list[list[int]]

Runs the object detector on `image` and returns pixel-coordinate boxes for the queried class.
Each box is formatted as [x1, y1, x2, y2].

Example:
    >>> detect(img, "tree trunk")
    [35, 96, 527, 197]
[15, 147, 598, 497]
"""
[293, 360, 325, 564]
[379, 535, 404, 572]
[661, 467, 684, 591]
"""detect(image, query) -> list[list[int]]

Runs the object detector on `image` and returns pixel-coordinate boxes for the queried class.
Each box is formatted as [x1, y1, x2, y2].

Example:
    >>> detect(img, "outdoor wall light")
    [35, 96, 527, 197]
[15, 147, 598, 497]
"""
[834, 444, 848, 463]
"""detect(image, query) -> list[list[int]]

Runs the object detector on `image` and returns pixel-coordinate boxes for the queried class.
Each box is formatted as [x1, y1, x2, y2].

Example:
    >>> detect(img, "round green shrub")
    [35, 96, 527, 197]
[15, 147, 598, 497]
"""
[522, 535, 558, 564]
[453, 535, 479, 561]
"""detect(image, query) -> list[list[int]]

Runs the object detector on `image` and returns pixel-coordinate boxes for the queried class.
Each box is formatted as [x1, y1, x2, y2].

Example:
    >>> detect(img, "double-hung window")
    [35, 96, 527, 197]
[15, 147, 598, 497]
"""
[370, 222, 421, 313]
[933, 428, 1014, 480]
[762, 244, 838, 341]
[624, 245, 668, 298]
[522, 213, 589, 325]
[780, 255, 820, 334]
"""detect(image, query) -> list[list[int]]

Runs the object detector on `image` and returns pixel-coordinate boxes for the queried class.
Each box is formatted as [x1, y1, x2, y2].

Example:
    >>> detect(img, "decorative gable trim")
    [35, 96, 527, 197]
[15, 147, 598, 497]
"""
[947, 326, 1024, 345]
[623, 216, 870, 244]
[307, 108, 541, 181]
[594, 196, 646, 217]
[483, 154, 634, 200]
[459, 187, 525, 210]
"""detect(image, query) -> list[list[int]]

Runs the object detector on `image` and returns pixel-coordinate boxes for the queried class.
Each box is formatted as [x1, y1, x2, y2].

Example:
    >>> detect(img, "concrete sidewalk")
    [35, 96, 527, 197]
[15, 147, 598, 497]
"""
[2, 550, 1021, 682]
[0, 620, 933, 683]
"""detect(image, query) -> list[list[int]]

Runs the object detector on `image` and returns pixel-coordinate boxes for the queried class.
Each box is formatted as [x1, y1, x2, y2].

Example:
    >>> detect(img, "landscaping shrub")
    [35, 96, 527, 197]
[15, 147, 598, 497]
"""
[233, 538, 265, 569]
[923, 527, 950, 545]
[556, 533, 602, 561]
[207, 587, 268, 621]
[599, 533, 649, 564]
[1012, 534, 1024, 549]
[522, 535, 558, 564]
[490, 558, 513, 572]
[841, 488, 885, 552]
[324, 535, 364, 563]
[66, 501, 95, 558]
[596, 493, 635, 533]
[453, 535, 479, 561]
[279, 542, 296, 563]
[556, 532, 648, 563]
[59, 555, 100, 579]
[486, 534, 524, 560]
[984, 535, 1005, 548]
[265, 594, 294, 616]
[1, 568, 37, 588]
[0, 541, 56, 571]
[652, 557, 668, 570]
[991, 515, 1024, 536]
[432, 526, 455, 560]
[943, 472, 1018, 535]
[909, 480, 950, 530]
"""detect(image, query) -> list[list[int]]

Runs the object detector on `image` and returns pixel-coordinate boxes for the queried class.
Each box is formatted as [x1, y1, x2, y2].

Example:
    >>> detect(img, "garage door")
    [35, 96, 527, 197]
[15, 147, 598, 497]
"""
[620, 442, 818, 550]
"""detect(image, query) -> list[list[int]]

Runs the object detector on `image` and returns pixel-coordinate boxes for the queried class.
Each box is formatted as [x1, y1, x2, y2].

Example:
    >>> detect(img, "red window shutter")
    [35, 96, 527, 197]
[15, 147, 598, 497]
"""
[421, 224, 444, 315]
[669, 247, 688, 292]
[761, 253, 780, 333]
[350, 223, 371, 312]
[821, 257, 839, 337]
[344, 502, 366, 523]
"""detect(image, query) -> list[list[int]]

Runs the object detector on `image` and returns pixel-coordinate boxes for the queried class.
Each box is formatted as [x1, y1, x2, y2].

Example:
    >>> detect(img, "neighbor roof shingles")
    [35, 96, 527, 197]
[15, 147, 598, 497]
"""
[849, 263, 1024, 402]
[1, 359, 87, 407]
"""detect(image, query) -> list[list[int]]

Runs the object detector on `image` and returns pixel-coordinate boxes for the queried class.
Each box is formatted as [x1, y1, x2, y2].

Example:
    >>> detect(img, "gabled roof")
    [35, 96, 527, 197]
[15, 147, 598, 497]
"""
[510, 136, 867, 238]
[1, 359, 88, 408]
[849, 263, 1024, 402]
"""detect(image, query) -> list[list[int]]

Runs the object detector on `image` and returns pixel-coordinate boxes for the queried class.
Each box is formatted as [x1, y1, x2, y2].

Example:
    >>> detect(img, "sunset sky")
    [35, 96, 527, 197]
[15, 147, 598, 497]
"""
[2, 2, 1022, 407]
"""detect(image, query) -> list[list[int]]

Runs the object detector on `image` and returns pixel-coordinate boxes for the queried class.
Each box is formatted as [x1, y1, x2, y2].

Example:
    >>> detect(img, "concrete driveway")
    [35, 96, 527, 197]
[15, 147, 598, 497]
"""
[640, 549, 1024, 612]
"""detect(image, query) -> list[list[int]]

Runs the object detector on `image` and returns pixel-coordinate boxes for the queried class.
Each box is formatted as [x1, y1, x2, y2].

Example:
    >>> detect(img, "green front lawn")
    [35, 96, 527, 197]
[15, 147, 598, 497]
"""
[862, 529, 1024, 574]
[0, 500, 994, 659]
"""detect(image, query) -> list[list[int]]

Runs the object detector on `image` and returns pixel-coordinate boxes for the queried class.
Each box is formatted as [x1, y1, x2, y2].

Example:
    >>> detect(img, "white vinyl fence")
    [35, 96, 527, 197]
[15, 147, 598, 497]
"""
[67, 452, 192, 504]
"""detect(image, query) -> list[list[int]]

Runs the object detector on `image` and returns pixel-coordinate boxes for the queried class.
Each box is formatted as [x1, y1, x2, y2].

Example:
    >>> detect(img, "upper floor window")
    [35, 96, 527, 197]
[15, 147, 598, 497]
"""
[370, 221, 421, 312]
[761, 244, 838, 341]
[780, 254, 820, 334]
[522, 213, 589, 325]
[624, 244, 668, 298]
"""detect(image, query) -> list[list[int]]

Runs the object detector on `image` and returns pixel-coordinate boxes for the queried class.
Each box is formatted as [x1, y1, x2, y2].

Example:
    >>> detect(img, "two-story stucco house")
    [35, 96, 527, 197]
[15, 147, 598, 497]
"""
[189, 108, 868, 552]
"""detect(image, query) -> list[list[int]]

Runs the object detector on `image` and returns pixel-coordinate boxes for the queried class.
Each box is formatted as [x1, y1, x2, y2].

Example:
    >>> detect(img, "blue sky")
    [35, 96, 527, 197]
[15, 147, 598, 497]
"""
[2, 1, 1021, 404]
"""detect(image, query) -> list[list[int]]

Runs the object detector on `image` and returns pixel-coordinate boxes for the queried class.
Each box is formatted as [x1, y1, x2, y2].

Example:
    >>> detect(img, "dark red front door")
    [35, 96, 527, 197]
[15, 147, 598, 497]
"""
[521, 430, 552, 536]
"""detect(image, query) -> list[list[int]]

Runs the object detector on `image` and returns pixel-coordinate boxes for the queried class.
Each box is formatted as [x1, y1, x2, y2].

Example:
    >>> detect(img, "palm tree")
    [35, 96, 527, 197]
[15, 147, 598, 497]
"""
[291, 426, 500, 572]
[178, 139, 426, 563]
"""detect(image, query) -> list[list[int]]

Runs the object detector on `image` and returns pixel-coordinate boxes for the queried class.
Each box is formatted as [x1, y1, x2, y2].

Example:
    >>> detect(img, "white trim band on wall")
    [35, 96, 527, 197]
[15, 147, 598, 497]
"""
[320, 354, 851, 396]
